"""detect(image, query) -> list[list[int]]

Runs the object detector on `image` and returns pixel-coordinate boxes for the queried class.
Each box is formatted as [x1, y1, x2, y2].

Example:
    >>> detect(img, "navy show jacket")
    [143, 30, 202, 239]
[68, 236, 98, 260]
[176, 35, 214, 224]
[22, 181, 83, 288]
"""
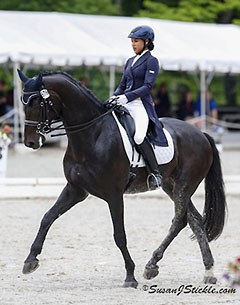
[114, 51, 168, 146]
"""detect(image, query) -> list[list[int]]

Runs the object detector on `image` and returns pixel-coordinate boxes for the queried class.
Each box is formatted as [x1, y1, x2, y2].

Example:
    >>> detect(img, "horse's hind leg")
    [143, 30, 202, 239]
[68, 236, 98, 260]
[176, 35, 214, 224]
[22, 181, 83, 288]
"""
[187, 200, 217, 284]
[107, 193, 138, 288]
[144, 194, 188, 280]
[23, 183, 88, 274]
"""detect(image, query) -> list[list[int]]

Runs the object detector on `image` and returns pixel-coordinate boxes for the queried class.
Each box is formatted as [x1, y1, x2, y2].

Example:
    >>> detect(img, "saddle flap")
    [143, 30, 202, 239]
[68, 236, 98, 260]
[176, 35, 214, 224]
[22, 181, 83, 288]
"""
[114, 107, 135, 146]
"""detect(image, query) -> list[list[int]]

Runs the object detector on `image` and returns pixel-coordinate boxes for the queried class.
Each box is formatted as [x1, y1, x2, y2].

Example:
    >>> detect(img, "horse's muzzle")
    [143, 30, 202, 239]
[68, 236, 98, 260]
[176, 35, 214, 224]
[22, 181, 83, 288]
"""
[25, 134, 45, 150]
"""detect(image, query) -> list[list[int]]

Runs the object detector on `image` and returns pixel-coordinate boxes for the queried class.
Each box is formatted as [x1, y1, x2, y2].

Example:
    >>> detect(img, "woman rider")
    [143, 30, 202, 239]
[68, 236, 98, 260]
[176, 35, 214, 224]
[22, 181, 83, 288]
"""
[110, 25, 168, 190]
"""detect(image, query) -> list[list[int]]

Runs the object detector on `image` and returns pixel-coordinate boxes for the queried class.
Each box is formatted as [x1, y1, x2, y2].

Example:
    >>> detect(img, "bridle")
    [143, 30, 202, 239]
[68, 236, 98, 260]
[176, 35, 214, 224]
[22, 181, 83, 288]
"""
[21, 87, 119, 137]
[21, 87, 62, 135]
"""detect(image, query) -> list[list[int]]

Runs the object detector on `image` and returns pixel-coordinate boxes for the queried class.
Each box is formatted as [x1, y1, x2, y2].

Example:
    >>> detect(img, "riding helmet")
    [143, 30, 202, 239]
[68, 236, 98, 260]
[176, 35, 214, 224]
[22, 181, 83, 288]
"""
[128, 25, 155, 42]
[128, 25, 155, 51]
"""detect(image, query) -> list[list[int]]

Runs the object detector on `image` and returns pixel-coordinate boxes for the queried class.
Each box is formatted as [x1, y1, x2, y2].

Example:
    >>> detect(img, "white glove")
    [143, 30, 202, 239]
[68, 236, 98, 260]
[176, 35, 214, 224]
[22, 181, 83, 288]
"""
[116, 95, 128, 105]
[106, 95, 118, 107]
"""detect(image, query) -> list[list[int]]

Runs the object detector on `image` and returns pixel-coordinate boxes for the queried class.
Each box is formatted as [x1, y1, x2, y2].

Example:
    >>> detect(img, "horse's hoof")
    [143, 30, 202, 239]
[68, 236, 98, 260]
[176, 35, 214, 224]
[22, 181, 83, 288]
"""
[22, 259, 40, 274]
[143, 265, 159, 280]
[203, 276, 217, 284]
[123, 279, 138, 288]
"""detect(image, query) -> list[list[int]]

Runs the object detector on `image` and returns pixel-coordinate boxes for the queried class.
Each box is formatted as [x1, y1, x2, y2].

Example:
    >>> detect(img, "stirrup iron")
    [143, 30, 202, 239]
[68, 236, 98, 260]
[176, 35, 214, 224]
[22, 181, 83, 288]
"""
[147, 173, 161, 190]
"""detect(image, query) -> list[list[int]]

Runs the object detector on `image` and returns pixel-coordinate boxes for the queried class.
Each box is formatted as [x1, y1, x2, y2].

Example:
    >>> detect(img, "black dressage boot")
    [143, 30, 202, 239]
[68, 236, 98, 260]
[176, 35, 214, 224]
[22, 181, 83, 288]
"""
[137, 138, 162, 190]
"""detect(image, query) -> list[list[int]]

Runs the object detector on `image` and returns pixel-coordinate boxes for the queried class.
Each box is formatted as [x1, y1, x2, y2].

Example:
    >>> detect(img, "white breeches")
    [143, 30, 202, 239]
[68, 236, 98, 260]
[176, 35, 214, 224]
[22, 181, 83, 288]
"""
[124, 98, 149, 145]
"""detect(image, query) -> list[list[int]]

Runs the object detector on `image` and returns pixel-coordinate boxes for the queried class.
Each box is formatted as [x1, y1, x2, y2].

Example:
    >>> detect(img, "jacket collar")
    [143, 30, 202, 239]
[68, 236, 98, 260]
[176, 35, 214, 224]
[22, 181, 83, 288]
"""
[131, 51, 150, 70]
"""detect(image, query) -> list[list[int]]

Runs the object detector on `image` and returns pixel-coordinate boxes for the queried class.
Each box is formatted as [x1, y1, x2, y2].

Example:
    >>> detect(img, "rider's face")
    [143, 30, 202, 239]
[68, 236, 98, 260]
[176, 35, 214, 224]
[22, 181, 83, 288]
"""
[131, 38, 145, 54]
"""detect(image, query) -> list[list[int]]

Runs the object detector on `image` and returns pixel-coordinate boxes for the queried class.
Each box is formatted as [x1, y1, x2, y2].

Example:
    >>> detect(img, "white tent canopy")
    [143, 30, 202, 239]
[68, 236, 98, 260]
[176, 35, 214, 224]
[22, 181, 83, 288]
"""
[1, 10, 240, 72]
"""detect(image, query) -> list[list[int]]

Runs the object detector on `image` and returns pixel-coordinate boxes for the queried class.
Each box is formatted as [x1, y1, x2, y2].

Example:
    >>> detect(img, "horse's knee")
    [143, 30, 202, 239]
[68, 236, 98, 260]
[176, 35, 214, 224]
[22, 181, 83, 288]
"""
[40, 211, 54, 228]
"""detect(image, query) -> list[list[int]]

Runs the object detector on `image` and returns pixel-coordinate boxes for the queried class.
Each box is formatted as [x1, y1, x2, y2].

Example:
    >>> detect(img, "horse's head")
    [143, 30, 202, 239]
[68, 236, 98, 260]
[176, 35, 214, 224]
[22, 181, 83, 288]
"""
[18, 69, 61, 149]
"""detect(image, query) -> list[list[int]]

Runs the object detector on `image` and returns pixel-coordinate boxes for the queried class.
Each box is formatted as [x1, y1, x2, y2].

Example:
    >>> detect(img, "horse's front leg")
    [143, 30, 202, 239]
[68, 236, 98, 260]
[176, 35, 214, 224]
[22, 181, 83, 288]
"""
[107, 193, 138, 288]
[23, 183, 88, 274]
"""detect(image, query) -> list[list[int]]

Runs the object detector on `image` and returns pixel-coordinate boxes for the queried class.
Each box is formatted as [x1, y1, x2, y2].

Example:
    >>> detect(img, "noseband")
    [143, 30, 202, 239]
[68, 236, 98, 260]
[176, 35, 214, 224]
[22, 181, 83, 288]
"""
[21, 88, 62, 135]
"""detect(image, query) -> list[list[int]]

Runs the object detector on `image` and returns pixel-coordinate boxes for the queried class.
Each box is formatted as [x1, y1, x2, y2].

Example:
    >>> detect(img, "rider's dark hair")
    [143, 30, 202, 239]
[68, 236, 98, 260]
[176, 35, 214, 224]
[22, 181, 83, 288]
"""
[148, 41, 154, 51]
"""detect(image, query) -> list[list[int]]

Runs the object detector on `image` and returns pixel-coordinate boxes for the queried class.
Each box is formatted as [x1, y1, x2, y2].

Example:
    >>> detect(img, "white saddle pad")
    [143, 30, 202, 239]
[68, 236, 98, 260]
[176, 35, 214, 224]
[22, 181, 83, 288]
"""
[113, 112, 174, 168]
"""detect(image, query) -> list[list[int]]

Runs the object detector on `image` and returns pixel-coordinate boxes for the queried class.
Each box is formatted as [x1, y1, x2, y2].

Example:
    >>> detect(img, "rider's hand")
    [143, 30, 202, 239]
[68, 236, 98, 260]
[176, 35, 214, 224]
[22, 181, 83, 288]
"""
[116, 95, 128, 105]
[104, 95, 117, 108]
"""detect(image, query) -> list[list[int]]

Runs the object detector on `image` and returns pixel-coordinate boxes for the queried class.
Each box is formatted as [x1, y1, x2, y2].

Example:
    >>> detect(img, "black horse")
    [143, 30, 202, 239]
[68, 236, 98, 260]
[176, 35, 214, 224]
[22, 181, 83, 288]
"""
[18, 70, 227, 288]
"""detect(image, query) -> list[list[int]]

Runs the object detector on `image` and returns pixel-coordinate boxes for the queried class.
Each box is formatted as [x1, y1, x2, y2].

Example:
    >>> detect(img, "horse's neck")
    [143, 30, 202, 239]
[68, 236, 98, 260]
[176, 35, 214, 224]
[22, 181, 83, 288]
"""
[51, 76, 104, 127]
[63, 94, 102, 126]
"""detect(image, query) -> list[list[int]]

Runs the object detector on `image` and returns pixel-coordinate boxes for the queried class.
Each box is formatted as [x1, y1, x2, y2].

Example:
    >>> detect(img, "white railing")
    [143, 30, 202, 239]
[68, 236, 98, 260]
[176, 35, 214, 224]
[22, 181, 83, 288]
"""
[0, 109, 15, 123]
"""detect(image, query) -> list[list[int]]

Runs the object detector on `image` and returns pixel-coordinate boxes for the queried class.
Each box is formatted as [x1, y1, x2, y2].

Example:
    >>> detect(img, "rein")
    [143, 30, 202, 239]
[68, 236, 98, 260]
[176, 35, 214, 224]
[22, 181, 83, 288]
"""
[53, 106, 116, 137]
[22, 88, 118, 137]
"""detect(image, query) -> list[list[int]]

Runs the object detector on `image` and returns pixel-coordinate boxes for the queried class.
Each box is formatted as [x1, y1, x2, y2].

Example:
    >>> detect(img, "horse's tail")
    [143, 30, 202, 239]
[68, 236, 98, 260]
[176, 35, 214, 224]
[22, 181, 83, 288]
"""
[203, 133, 227, 242]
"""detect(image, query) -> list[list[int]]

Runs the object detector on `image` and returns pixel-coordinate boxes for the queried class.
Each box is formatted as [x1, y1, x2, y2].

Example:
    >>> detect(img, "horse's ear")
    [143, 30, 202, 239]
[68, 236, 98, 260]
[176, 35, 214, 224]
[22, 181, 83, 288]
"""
[17, 69, 29, 84]
[34, 74, 42, 88]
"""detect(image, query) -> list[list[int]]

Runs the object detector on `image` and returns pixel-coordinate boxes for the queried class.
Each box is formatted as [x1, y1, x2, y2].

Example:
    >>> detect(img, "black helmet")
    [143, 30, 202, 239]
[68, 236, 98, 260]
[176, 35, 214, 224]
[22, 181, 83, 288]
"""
[128, 25, 154, 42]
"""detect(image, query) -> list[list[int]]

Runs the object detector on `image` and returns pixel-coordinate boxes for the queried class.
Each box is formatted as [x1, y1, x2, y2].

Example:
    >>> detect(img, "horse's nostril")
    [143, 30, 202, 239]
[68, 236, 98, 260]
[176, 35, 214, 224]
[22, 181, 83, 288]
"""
[26, 141, 35, 148]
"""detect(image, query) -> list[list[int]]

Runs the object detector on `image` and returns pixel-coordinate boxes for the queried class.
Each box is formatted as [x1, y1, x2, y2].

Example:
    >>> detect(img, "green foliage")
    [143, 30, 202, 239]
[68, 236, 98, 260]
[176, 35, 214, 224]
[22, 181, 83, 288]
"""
[121, 0, 143, 16]
[0, 0, 120, 15]
[137, 0, 240, 24]
[233, 18, 240, 24]
[1, 0, 240, 23]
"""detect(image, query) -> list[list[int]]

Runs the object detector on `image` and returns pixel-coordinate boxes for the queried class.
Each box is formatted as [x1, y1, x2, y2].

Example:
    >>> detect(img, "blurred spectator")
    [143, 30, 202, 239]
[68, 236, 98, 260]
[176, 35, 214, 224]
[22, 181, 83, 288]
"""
[195, 89, 218, 127]
[176, 91, 195, 121]
[0, 80, 7, 117]
[154, 82, 171, 117]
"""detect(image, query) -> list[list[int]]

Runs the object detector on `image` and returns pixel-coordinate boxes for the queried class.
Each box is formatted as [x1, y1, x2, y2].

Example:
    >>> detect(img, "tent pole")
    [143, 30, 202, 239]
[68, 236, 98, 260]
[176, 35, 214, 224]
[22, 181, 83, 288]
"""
[13, 62, 21, 144]
[109, 65, 115, 97]
[206, 71, 215, 85]
[200, 69, 206, 131]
